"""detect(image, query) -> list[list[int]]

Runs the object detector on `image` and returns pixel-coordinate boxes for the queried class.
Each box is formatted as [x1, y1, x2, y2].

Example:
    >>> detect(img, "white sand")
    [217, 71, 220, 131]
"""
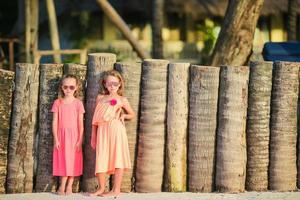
[0, 192, 300, 200]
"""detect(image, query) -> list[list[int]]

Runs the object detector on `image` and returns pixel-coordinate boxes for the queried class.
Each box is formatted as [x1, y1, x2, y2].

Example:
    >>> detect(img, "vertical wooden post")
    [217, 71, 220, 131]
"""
[45, 0, 61, 63]
[6, 63, 39, 193]
[188, 65, 220, 192]
[82, 53, 116, 192]
[114, 62, 142, 192]
[0, 69, 14, 193]
[246, 61, 273, 191]
[165, 63, 189, 192]
[8, 41, 14, 70]
[135, 59, 169, 192]
[35, 64, 63, 192]
[30, 0, 39, 61]
[269, 61, 299, 191]
[25, 0, 31, 63]
[215, 65, 249, 192]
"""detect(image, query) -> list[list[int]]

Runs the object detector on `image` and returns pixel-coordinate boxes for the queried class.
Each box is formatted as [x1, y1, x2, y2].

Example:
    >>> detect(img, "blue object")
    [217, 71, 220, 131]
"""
[262, 42, 300, 62]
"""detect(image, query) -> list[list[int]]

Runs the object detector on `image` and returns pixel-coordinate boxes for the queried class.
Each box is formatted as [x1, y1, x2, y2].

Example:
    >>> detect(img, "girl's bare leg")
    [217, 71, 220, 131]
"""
[65, 176, 74, 195]
[102, 168, 124, 197]
[89, 173, 106, 196]
[58, 176, 68, 195]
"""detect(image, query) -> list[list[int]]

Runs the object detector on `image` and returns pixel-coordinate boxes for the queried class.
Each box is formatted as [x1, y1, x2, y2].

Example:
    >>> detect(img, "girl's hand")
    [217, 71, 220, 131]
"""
[75, 141, 82, 151]
[120, 114, 126, 125]
[54, 140, 60, 150]
[91, 138, 96, 150]
[91, 129, 96, 150]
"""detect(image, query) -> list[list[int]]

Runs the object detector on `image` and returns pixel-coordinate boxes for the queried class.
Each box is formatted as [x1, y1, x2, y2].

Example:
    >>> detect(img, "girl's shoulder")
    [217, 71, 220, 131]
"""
[96, 94, 106, 103]
[120, 96, 129, 105]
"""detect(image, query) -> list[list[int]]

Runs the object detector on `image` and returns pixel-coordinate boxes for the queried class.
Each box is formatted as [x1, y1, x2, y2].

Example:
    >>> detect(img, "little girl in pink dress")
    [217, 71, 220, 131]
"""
[51, 74, 85, 195]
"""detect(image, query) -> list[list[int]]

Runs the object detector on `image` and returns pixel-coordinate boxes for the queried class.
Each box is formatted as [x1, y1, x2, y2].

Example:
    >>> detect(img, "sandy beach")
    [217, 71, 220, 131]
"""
[1, 191, 300, 200]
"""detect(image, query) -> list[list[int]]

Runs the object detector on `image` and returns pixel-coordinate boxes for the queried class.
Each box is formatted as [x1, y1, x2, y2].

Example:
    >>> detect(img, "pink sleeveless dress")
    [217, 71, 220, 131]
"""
[92, 97, 131, 174]
[51, 98, 85, 176]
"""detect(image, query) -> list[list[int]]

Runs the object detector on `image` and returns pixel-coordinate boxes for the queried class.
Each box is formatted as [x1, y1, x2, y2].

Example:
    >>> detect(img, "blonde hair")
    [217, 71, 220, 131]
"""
[58, 74, 80, 98]
[101, 70, 124, 96]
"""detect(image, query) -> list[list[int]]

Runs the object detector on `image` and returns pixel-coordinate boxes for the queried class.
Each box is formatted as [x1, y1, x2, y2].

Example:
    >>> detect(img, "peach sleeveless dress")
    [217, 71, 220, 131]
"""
[92, 96, 131, 174]
[51, 98, 85, 176]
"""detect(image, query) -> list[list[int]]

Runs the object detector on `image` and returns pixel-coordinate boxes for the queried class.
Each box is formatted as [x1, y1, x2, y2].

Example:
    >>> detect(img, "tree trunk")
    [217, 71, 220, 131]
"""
[210, 0, 265, 66]
[135, 59, 169, 192]
[165, 63, 189, 192]
[63, 64, 87, 101]
[114, 62, 142, 192]
[96, 0, 149, 59]
[246, 61, 273, 191]
[215, 65, 249, 192]
[6, 64, 39, 193]
[45, 0, 61, 63]
[269, 61, 299, 191]
[63, 63, 87, 192]
[152, 0, 164, 59]
[0, 69, 14, 193]
[35, 64, 63, 192]
[188, 65, 220, 192]
[287, 0, 298, 41]
[82, 53, 116, 192]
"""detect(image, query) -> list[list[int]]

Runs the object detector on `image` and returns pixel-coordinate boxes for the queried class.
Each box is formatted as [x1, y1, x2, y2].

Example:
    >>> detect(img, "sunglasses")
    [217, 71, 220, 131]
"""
[62, 85, 76, 90]
[106, 81, 120, 87]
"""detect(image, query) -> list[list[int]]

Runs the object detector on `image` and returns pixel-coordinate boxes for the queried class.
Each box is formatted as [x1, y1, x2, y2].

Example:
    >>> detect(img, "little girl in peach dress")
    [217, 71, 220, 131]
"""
[90, 70, 135, 197]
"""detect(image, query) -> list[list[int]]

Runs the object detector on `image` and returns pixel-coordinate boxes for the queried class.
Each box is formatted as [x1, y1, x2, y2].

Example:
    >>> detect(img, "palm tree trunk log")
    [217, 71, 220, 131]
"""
[135, 59, 169, 192]
[210, 0, 264, 66]
[0, 69, 14, 193]
[215, 65, 249, 192]
[188, 65, 220, 192]
[63, 63, 87, 192]
[6, 64, 39, 193]
[35, 64, 63, 192]
[246, 61, 273, 191]
[269, 61, 299, 191]
[82, 53, 116, 192]
[166, 63, 189, 192]
[114, 62, 142, 192]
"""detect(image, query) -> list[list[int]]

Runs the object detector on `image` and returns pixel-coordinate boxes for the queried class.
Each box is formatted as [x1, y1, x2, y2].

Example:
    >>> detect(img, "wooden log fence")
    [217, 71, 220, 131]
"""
[246, 61, 273, 191]
[215, 65, 249, 192]
[166, 63, 189, 192]
[269, 61, 299, 191]
[35, 64, 63, 192]
[6, 64, 39, 193]
[188, 65, 220, 192]
[0, 69, 14, 193]
[0, 56, 300, 194]
[82, 53, 116, 192]
[135, 59, 169, 192]
[114, 62, 142, 192]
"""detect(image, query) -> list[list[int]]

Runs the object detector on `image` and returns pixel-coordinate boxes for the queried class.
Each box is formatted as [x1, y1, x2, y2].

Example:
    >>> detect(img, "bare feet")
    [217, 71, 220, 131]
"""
[101, 190, 120, 197]
[65, 187, 73, 195]
[89, 189, 105, 196]
[57, 187, 65, 196]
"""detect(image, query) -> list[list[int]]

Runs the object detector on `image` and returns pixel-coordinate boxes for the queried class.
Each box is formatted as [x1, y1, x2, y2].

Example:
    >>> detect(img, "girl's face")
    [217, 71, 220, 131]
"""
[105, 75, 120, 95]
[61, 78, 77, 97]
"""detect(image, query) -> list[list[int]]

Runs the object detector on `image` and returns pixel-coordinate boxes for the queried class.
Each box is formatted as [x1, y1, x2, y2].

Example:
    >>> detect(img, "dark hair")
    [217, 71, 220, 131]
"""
[58, 74, 80, 98]
[100, 70, 124, 96]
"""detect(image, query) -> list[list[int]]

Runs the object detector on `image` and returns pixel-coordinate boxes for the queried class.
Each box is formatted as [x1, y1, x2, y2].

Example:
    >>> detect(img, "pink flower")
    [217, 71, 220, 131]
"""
[110, 98, 117, 106]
